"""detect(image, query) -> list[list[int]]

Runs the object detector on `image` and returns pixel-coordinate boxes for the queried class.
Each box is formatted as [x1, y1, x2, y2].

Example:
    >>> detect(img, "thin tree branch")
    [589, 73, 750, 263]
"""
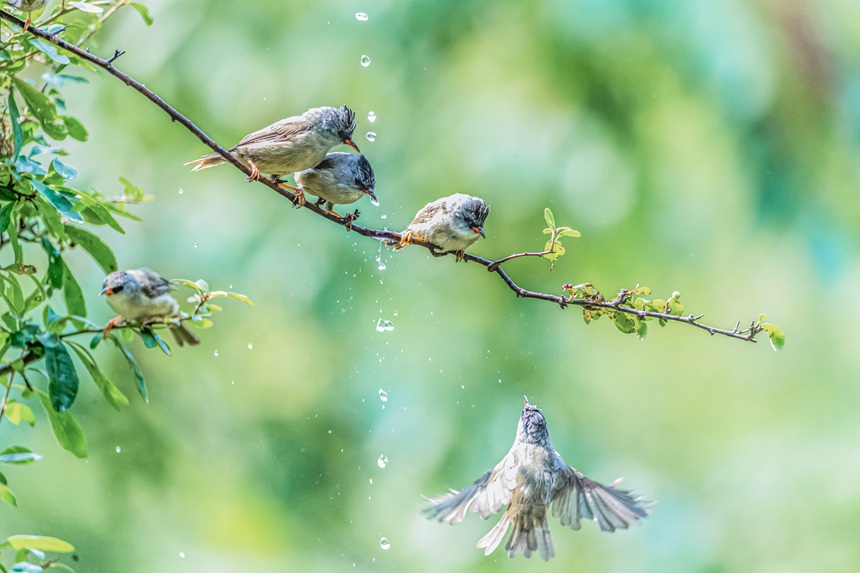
[0, 11, 766, 345]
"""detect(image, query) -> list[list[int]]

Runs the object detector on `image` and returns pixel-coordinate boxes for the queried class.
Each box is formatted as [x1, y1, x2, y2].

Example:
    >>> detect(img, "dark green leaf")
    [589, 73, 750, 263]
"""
[36, 391, 87, 458]
[62, 261, 86, 317]
[34, 195, 67, 239]
[137, 329, 156, 349]
[63, 225, 117, 274]
[0, 202, 15, 234]
[41, 236, 64, 290]
[0, 446, 42, 464]
[7, 93, 22, 159]
[151, 331, 171, 356]
[110, 338, 148, 403]
[66, 340, 128, 411]
[40, 334, 79, 411]
[62, 115, 88, 142]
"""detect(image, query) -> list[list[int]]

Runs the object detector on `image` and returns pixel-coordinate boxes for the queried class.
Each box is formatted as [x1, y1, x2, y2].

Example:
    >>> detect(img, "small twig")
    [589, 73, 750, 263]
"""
[0, 12, 765, 346]
[0, 368, 16, 426]
[105, 49, 124, 64]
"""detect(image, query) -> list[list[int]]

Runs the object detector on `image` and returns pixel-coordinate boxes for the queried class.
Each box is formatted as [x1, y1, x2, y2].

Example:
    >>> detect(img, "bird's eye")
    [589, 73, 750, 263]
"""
[113, 285, 124, 293]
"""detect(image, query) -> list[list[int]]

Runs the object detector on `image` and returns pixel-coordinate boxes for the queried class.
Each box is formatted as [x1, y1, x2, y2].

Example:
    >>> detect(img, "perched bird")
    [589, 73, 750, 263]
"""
[394, 193, 489, 262]
[424, 396, 650, 561]
[185, 105, 359, 183]
[294, 152, 376, 227]
[6, 0, 46, 31]
[100, 269, 199, 347]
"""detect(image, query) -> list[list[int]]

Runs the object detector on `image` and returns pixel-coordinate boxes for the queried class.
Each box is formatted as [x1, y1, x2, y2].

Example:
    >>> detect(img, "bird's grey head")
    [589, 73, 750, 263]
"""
[517, 396, 551, 446]
[454, 196, 490, 239]
[353, 154, 376, 195]
[100, 271, 138, 297]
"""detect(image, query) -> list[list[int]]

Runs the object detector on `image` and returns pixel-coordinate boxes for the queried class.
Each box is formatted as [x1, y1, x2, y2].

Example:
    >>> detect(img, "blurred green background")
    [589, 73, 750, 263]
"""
[3, 0, 860, 570]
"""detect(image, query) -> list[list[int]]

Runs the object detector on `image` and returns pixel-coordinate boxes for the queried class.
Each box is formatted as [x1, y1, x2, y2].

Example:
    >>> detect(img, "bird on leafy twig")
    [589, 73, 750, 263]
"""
[294, 152, 376, 229]
[6, 0, 46, 31]
[394, 193, 489, 262]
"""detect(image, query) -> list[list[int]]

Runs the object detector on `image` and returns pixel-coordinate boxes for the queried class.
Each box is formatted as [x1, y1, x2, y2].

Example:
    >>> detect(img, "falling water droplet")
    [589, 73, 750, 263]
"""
[378, 389, 388, 402]
[375, 318, 394, 332]
[178, 188, 184, 195]
[213, 349, 219, 357]
[367, 111, 376, 123]
[393, 309, 398, 316]
[380, 537, 391, 550]
[247, 343, 253, 350]
[356, 12, 368, 21]
[377, 454, 388, 468]
[366, 131, 377, 142]
[360, 55, 371, 67]
[369, 196, 380, 207]
[375, 257, 386, 270]
[179, 552, 186, 559]
[115, 446, 121, 453]
[193, 243, 199, 249]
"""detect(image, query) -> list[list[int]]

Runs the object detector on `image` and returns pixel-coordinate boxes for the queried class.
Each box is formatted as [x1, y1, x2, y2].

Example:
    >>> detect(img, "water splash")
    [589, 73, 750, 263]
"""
[355, 12, 368, 21]
[213, 350, 219, 357]
[378, 388, 388, 402]
[115, 446, 121, 453]
[178, 188, 184, 195]
[366, 131, 377, 142]
[367, 111, 376, 123]
[380, 537, 391, 550]
[247, 343, 253, 350]
[375, 318, 394, 332]
[369, 196, 380, 207]
[360, 55, 371, 67]
[377, 454, 388, 468]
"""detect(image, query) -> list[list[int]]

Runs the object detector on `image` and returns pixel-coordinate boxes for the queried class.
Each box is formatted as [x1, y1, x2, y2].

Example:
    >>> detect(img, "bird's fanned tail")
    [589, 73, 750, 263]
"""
[168, 323, 200, 347]
[503, 512, 554, 561]
[184, 153, 226, 172]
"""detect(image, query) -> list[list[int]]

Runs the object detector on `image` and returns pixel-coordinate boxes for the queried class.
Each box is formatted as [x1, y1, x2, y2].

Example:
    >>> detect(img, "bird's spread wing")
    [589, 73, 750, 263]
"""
[236, 116, 310, 148]
[551, 467, 650, 532]
[424, 454, 518, 524]
[130, 268, 172, 298]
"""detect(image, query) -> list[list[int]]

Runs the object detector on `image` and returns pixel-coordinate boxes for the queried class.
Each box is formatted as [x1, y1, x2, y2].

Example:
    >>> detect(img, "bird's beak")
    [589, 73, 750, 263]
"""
[471, 226, 485, 238]
[523, 395, 530, 407]
[364, 188, 378, 203]
[99, 287, 112, 296]
[344, 138, 361, 153]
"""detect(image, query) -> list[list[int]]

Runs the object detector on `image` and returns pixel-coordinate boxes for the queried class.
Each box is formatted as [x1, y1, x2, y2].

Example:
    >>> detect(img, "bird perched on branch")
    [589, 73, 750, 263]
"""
[394, 193, 489, 261]
[294, 152, 376, 228]
[185, 105, 360, 183]
[100, 269, 199, 347]
[6, 0, 46, 31]
[424, 396, 650, 561]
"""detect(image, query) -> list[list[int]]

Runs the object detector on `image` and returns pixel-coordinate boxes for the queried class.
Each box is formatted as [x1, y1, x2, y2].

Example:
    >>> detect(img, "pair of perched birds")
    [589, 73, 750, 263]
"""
[185, 105, 491, 261]
[98, 105, 648, 560]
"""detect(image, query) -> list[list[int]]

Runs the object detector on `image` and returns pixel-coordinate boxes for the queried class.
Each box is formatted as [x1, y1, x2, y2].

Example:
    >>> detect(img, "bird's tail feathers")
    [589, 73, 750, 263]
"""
[168, 323, 200, 347]
[477, 513, 511, 556]
[184, 153, 226, 172]
[504, 515, 554, 561]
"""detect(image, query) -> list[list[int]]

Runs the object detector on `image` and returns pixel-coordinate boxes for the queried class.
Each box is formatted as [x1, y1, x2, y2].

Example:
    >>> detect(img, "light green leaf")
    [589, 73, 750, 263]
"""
[210, 291, 255, 306]
[5, 535, 74, 552]
[3, 401, 36, 426]
[555, 229, 581, 238]
[36, 391, 87, 458]
[62, 116, 88, 142]
[543, 208, 555, 229]
[131, 2, 154, 25]
[66, 341, 128, 411]
[636, 320, 648, 340]
[0, 483, 16, 506]
[612, 311, 636, 334]
[0, 446, 41, 464]
[68, 1, 103, 13]
[761, 323, 785, 352]
[63, 225, 117, 274]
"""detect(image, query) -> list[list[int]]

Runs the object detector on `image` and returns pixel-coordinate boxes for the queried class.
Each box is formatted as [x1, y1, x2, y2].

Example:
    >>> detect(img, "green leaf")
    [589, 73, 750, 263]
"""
[36, 391, 87, 458]
[0, 446, 42, 464]
[39, 334, 79, 411]
[68, 0, 103, 13]
[29, 39, 71, 65]
[636, 320, 648, 340]
[612, 311, 636, 334]
[10, 563, 41, 573]
[131, 2, 154, 25]
[0, 273, 25, 315]
[34, 195, 67, 240]
[5, 535, 74, 553]
[760, 323, 785, 352]
[544, 208, 555, 229]
[3, 401, 36, 426]
[109, 339, 148, 403]
[41, 236, 64, 290]
[6, 219, 23, 268]
[51, 158, 77, 180]
[555, 228, 581, 238]
[150, 331, 171, 356]
[212, 291, 255, 306]
[7, 92, 22, 160]
[63, 225, 117, 274]
[30, 181, 83, 222]
[11, 77, 57, 125]
[0, 483, 16, 506]
[62, 115, 88, 142]
[62, 261, 86, 317]
[0, 202, 15, 235]
[66, 340, 128, 411]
